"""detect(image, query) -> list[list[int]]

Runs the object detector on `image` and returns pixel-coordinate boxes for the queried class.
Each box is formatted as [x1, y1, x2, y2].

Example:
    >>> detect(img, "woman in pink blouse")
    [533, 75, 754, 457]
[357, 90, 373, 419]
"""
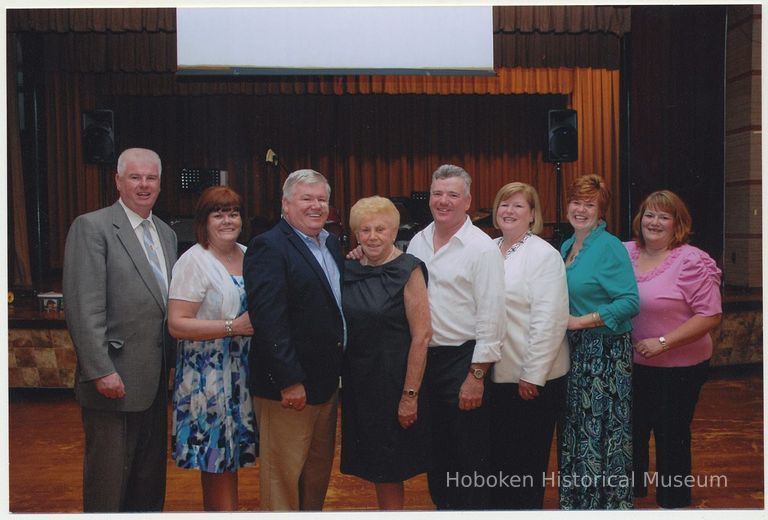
[624, 190, 722, 509]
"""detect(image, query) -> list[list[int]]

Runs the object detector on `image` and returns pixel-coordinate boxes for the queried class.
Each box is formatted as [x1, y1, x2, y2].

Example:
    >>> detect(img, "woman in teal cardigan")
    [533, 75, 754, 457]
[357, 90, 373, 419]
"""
[558, 174, 639, 510]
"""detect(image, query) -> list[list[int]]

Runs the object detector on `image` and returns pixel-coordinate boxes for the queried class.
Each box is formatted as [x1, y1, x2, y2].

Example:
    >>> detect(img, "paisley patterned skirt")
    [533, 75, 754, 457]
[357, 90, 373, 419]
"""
[559, 329, 633, 510]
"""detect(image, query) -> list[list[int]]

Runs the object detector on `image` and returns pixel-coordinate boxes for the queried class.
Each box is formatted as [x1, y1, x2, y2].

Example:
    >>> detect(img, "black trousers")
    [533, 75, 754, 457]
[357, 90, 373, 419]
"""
[424, 342, 490, 510]
[487, 375, 566, 509]
[632, 360, 709, 508]
[81, 380, 168, 512]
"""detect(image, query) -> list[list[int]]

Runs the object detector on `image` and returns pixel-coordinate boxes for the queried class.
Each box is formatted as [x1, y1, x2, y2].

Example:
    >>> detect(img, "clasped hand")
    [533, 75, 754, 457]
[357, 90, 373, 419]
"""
[634, 337, 663, 358]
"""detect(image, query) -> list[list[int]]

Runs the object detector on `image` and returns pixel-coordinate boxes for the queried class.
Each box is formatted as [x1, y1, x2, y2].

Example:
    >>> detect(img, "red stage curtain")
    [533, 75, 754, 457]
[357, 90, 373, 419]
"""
[7, 33, 33, 288]
[7, 8, 623, 270]
[37, 67, 619, 269]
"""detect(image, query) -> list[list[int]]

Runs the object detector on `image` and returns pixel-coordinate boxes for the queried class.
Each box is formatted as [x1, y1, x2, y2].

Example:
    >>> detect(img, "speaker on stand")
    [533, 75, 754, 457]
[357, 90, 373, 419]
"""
[545, 109, 578, 248]
[82, 109, 116, 208]
[82, 110, 115, 164]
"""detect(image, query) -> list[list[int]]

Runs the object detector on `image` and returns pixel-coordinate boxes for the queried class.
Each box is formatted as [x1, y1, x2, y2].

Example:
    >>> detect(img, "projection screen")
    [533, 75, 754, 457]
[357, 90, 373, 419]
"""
[176, 6, 494, 76]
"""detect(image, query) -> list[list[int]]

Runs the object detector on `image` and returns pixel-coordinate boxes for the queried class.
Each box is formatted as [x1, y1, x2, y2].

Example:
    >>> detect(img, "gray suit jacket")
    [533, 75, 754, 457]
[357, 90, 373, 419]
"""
[63, 201, 177, 412]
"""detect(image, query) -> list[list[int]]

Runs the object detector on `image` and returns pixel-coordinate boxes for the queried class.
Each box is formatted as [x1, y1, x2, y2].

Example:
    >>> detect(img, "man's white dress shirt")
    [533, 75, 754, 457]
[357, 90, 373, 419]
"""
[407, 216, 505, 363]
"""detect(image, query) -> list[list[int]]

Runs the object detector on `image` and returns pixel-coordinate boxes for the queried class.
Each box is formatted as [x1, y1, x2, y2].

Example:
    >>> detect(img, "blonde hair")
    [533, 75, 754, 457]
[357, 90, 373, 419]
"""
[567, 174, 611, 217]
[492, 182, 544, 235]
[632, 190, 692, 249]
[349, 196, 400, 235]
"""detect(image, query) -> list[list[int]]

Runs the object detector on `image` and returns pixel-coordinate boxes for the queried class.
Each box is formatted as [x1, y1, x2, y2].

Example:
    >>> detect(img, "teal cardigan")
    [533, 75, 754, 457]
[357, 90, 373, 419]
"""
[560, 221, 639, 334]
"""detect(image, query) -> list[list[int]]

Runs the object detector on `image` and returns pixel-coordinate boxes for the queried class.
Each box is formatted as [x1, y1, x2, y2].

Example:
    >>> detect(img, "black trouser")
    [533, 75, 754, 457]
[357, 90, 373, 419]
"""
[81, 381, 168, 512]
[487, 375, 566, 509]
[632, 360, 709, 508]
[424, 341, 490, 510]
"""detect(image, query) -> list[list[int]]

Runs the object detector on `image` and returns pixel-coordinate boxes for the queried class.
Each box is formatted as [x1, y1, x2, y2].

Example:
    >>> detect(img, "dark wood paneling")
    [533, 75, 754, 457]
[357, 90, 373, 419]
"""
[627, 6, 726, 262]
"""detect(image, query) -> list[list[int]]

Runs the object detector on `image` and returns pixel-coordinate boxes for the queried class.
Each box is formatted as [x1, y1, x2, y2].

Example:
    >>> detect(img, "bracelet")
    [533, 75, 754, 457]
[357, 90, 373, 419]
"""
[224, 319, 234, 337]
[591, 311, 600, 327]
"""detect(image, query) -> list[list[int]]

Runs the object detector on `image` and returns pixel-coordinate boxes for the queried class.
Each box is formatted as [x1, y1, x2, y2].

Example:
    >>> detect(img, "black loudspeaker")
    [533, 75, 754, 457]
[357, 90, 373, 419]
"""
[410, 191, 433, 225]
[82, 109, 115, 163]
[547, 109, 578, 162]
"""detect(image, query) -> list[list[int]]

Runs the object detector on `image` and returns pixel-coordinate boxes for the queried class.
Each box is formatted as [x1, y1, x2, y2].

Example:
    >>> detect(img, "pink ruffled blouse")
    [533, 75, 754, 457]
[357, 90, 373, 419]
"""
[624, 242, 722, 367]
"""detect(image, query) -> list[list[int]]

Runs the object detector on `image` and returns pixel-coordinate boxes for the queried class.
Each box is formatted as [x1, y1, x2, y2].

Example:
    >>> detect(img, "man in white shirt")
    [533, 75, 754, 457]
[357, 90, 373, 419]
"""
[407, 164, 505, 510]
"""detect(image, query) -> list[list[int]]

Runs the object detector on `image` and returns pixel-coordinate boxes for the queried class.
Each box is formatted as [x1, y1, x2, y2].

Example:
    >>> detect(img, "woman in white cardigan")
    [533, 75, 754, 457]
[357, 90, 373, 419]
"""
[168, 186, 257, 511]
[487, 182, 570, 509]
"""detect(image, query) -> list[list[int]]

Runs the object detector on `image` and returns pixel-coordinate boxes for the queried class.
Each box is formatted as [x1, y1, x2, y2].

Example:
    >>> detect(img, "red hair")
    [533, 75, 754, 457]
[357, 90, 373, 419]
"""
[194, 186, 242, 247]
[566, 174, 611, 217]
[632, 190, 692, 249]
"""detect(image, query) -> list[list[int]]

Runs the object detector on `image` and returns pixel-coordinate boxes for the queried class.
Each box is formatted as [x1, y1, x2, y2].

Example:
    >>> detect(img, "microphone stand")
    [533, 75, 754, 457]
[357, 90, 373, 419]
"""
[265, 149, 292, 224]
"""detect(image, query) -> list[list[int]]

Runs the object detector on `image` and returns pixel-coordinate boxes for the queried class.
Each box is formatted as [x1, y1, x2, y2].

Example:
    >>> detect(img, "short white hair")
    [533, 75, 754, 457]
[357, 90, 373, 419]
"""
[116, 148, 162, 177]
[282, 169, 331, 199]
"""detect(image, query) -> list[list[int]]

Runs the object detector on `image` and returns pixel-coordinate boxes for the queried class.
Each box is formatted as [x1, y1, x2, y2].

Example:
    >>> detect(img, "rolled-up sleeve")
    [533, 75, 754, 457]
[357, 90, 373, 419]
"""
[471, 248, 506, 363]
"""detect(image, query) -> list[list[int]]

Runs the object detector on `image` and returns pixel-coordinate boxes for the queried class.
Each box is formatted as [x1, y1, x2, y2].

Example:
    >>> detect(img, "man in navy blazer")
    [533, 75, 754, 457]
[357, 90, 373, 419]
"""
[244, 169, 344, 511]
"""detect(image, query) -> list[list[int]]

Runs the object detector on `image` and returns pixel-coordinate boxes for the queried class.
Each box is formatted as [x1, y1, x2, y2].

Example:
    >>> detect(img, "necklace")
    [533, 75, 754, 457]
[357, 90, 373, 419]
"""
[565, 243, 581, 265]
[499, 231, 532, 258]
[362, 246, 399, 266]
[209, 241, 238, 262]
[643, 246, 670, 258]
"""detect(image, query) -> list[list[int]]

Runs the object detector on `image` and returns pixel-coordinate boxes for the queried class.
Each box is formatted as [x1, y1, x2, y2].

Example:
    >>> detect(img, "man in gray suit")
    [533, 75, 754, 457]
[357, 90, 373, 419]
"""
[63, 147, 177, 512]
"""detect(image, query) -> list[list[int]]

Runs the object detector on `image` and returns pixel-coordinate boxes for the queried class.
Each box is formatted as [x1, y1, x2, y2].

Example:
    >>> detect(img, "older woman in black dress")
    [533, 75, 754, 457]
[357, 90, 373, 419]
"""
[341, 196, 432, 510]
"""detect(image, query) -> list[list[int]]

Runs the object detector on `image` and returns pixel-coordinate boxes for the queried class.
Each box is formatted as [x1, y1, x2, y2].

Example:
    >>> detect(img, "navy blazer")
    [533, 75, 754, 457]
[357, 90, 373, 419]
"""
[244, 218, 344, 405]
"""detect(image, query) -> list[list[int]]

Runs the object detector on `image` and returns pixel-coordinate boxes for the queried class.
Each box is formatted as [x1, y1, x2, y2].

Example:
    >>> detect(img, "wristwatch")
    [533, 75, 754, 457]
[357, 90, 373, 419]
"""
[402, 388, 418, 398]
[470, 366, 486, 380]
[659, 336, 669, 351]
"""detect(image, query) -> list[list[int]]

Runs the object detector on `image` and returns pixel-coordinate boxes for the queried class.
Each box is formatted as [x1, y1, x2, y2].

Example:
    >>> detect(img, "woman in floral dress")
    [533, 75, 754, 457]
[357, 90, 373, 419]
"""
[168, 186, 257, 511]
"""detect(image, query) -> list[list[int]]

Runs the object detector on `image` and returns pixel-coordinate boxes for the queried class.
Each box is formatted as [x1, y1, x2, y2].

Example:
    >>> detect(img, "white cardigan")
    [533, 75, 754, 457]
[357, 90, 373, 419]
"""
[491, 234, 570, 386]
[168, 242, 247, 321]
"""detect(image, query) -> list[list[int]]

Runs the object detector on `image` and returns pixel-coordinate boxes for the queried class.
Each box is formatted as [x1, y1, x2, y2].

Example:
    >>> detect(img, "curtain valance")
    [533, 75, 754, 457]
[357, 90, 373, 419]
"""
[9, 6, 629, 71]
[9, 6, 630, 35]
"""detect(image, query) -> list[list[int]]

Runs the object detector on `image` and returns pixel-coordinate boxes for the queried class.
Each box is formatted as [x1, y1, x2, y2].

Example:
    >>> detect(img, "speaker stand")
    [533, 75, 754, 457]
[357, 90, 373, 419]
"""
[99, 163, 109, 209]
[553, 161, 564, 249]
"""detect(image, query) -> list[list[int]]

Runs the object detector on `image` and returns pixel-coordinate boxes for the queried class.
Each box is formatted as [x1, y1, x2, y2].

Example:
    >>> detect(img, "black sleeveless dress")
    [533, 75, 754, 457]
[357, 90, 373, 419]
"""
[340, 253, 430, 482]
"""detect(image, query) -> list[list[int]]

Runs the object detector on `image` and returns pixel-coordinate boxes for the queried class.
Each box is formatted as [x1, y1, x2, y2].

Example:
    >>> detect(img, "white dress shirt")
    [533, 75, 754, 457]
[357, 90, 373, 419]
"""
[119, 198, 169, 290]
[491, 234, 570, 386]
[407, 216, 505, 363]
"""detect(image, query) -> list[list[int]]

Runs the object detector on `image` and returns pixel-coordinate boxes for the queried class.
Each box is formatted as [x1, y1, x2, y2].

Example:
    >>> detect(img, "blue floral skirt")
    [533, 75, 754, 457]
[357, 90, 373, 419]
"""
[172, 335, 257, 473]
[559, 329, 633, 510]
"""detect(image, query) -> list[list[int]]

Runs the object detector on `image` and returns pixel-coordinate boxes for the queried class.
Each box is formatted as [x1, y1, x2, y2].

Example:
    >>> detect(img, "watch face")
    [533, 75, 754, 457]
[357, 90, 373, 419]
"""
[473, 368, 485, 379]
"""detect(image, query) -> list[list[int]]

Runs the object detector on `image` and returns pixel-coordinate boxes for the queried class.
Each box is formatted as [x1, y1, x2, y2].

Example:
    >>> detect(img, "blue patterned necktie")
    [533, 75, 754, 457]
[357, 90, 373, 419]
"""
[140, 219, 168, 300]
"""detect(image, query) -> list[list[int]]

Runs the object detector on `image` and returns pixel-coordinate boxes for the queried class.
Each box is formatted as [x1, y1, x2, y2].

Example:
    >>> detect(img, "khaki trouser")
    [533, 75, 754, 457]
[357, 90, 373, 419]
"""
[254, 391, 338, 511]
